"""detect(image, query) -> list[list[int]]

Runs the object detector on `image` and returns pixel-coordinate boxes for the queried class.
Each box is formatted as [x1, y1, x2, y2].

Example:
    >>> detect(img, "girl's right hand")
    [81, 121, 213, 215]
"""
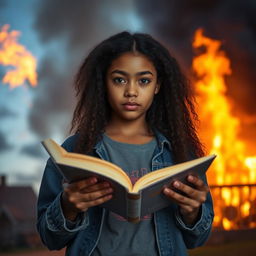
[61, 177, 113, 221]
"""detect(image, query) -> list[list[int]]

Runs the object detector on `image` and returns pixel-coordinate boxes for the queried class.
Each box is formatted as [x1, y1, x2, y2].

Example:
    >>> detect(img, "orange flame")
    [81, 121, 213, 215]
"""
[0, 24, 37, 88]
[192, 28, 256, 230]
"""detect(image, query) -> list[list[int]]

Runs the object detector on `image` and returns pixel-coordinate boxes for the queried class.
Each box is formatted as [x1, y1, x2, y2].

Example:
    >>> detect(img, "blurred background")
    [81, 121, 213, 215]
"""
[0, 0, 255, 254]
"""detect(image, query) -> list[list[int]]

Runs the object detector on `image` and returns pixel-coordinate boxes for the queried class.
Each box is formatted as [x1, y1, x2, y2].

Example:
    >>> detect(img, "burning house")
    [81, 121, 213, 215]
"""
[193, 29, 256, 232]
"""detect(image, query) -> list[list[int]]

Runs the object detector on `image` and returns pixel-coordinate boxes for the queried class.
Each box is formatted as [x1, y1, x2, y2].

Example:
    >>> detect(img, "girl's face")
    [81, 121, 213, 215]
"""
[106, 52, 160, 123]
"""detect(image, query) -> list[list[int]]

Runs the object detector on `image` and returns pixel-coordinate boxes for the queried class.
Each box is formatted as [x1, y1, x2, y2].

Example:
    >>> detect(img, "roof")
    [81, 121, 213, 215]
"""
[0, 185, 37, 221]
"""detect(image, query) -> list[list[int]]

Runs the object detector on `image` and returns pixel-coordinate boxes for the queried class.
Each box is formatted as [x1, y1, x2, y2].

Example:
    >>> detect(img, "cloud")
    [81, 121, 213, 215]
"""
[20, 143, 45, 158]
[0, 130, 12, 152]
[29, 0, 144, 139]
[11, 171, 42, 187]
[0, 66, 6, 80]
[0, 0, 7, 9]
[33, 0, 143, 47]
[27, 55, 75, 138]
[0, 106, 17, 118]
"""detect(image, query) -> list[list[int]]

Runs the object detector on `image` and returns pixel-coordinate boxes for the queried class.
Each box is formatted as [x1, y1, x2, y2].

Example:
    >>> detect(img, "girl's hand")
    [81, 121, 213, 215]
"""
[163, 175, 209, 226]
[61, 177, 113, 221]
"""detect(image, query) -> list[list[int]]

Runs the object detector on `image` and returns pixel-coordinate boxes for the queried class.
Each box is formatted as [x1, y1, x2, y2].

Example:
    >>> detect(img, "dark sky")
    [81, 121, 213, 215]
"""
[30, 0, 256, 144]
[137, 0, 256, 112]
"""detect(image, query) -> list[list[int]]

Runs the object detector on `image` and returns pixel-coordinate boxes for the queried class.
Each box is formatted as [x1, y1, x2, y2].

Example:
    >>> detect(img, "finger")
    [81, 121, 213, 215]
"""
[65, 177, 98, 192]
[67, 186, 113, 208]
[173, 180, 208, 203]
[82, 187, 113, 202]
[172, 180, 199, 199]
[163, 187, 200, 208]
[80, 181, 111, 193]
[76, 194, 113, 211]
[187, 175, 209, 192]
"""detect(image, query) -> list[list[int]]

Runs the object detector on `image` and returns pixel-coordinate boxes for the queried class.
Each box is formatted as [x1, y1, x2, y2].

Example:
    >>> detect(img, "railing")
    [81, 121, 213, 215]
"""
[210, 184, 256, 230]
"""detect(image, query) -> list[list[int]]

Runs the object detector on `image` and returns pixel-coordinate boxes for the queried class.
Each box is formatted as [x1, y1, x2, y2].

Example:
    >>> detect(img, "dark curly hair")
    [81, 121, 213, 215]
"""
[70, 31, 204, 163]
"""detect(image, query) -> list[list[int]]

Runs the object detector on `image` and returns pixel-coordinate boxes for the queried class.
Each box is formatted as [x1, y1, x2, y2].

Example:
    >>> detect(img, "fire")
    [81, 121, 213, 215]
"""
[192, 28, 256, 230]
[0, 24, 37, 88]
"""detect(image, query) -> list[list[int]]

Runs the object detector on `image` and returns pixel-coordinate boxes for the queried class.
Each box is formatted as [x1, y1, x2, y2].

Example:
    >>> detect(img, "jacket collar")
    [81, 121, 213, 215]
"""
[154, 130, 172, 151]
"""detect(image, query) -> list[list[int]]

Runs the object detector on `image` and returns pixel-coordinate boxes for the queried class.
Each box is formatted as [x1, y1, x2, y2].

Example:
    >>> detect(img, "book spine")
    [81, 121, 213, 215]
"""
[126, 193, 141, 223]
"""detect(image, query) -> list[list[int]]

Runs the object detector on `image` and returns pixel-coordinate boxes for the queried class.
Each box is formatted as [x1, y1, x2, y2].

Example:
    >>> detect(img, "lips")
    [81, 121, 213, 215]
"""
[122, 102, 140, 111]
[123, 102, 139, 106]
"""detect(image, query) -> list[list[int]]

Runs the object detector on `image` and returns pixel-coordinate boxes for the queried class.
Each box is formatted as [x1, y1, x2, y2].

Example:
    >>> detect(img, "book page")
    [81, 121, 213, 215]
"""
[132, 155, 216, 193]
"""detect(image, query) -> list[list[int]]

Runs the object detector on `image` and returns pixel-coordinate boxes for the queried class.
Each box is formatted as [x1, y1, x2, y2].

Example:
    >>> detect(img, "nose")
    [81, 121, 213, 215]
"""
[124, 82, 138, 97]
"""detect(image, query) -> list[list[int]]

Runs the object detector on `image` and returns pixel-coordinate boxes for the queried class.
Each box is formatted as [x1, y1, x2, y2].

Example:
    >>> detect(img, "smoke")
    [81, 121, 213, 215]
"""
[29, 0, 143, 139]
[33, 0, 143, 47]
[30, 0, 256, 144]
[0, 105, 15, 152]
[136, 0, 256, 112]
[0, 0, 7, 9]
[27, 54, 75, 138]
[0, 130, 12, 152]
[20, 143, 45, 158]
[0, 106, 17, 118]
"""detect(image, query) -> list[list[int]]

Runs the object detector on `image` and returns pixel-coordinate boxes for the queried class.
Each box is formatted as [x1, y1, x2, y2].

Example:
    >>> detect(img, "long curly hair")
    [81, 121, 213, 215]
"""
[70, 31, 204, 163]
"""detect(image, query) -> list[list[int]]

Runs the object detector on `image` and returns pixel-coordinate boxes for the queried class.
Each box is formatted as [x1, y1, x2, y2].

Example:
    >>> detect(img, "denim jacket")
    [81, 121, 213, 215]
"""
[37, 132, 214, 256]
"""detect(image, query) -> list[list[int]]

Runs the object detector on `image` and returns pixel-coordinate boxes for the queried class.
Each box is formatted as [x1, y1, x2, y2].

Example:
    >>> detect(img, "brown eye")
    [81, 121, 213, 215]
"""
[113, 77, 126, 84]
[139, 78, 151, 85]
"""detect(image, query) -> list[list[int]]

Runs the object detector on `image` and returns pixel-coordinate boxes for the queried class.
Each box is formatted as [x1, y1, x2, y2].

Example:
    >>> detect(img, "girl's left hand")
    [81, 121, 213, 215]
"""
[163, 175, 209, 226]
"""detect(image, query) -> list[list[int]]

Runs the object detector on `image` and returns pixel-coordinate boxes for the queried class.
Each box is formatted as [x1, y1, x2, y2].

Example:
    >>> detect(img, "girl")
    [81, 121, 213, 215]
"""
[37, 32, 214, 256]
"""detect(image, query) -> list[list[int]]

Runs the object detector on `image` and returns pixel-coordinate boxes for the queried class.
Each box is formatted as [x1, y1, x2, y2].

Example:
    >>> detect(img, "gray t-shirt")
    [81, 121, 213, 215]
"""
[92, 134, 159, 256]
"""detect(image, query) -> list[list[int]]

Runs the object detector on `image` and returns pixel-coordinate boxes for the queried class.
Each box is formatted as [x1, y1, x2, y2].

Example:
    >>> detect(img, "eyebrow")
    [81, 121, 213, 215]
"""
[110, 70, 154, 76]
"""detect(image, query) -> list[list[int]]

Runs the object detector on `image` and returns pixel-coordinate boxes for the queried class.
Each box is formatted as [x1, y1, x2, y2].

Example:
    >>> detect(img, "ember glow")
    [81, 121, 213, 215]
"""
[193, 29, 256, 230]
[0, 24, 37, 88]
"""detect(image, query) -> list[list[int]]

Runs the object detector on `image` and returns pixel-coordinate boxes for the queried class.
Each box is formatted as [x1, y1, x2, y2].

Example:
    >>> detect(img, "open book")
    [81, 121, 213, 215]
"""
[42, 138, 216, 223]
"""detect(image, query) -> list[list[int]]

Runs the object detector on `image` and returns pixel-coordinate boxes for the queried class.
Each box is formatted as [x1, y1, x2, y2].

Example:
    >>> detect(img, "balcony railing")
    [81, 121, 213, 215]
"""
[210, 184, 256, 230]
